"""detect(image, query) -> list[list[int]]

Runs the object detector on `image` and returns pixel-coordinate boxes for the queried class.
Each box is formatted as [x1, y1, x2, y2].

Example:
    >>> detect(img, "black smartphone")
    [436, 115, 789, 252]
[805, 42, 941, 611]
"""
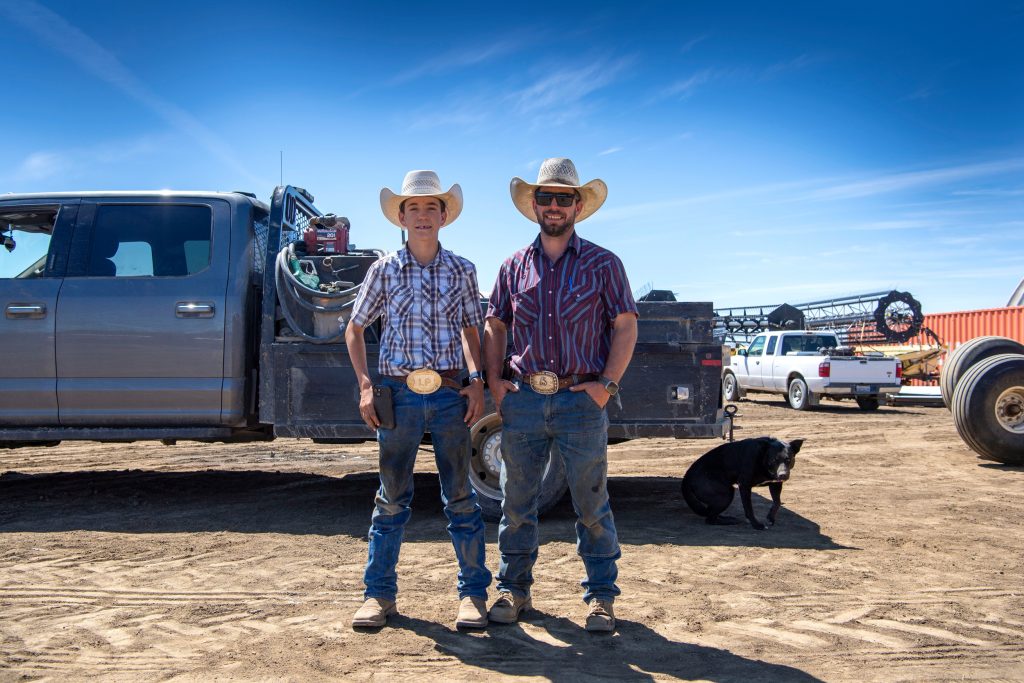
[372, 385, 395, 430]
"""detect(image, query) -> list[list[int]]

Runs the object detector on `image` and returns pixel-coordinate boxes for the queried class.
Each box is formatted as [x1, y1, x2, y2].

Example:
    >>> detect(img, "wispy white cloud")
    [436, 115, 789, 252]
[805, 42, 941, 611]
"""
[599, 146, 623, 156]
[797, 157, 1024, 201]
[405, 56, 632, 131]
[680, 35, 708, 54]
[13, 152, 69, 182]
[512, 57, 634, 117]
[5, 137, 161, 184]
[0, 0, 268, 188]
[389, 38, 527, 85]
[761, 53, 827, 79]
[952, 187, 1024, 197]
[653, 68, 719, 102]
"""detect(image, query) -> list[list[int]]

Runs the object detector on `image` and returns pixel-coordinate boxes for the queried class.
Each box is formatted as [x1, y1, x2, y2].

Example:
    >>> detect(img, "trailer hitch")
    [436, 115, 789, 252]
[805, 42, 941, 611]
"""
[723, 404, 738, 442]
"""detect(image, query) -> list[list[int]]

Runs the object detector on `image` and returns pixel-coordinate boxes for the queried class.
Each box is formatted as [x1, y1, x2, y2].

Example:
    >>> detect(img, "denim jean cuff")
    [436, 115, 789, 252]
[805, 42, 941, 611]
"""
[584, 595, 615, 604]
[364, 591, 397, 602]
[578, 548, 622, 559]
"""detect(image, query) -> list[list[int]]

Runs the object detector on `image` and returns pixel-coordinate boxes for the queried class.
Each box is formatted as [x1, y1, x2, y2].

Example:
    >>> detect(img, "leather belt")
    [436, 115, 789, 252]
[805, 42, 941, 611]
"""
[385, 369, 462, 394]
[515, 371, 598, 395]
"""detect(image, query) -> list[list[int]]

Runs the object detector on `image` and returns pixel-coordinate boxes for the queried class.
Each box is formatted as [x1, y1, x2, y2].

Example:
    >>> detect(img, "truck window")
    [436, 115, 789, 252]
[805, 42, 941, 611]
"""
[766, 337, 778, 355]
[86, 204, 212, 277]
[747, 336, 766, 357]
[0, 208, 57, 279]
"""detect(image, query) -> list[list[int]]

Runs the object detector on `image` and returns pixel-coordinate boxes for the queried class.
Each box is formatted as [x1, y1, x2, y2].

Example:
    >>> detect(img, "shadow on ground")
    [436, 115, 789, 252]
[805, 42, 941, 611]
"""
[0, 470, 848, 549]
[393, 612, 823, 682]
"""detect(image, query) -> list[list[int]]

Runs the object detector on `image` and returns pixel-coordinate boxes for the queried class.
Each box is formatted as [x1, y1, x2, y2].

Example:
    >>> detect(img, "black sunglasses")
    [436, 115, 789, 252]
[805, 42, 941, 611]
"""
[534, 190, 578, 207]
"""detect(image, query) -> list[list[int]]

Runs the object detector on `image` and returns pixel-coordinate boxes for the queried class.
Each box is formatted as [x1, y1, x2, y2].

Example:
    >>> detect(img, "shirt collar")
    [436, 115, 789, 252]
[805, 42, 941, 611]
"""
[397, 243, 450, 271]
[529, 231, 583, 260]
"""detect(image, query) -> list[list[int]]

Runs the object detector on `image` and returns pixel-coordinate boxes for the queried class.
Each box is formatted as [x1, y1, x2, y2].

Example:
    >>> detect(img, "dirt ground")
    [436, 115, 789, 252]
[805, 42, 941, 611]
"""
[1, 396, 1023, 682]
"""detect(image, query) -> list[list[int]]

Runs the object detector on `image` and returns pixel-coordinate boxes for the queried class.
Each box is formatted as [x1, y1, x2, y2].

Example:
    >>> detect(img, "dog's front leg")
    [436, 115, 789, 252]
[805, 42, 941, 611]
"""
[739, 485, 765, 530]
[767, 482, 783, 526]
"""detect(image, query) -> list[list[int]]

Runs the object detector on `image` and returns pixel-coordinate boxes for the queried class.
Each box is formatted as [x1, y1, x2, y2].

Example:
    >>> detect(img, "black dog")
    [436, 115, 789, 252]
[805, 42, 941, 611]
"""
[681, 437, 803, 530]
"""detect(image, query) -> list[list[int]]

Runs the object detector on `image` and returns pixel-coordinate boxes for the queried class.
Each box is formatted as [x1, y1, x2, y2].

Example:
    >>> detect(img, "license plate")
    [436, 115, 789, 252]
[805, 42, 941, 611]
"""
[855, 385, 870, 393]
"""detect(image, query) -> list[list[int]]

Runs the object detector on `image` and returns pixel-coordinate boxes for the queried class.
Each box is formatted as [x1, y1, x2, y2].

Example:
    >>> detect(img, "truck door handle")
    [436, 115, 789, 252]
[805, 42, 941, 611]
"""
[5, 303, 46, 319]
[176, 302, 215, 318]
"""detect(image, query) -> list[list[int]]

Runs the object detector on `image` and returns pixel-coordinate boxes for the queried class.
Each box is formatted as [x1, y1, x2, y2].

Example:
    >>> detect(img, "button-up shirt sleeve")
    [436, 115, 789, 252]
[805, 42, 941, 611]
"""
[485, 262, 513, 325]
[461, 262, 484, 329]
[601, 253, 640, 323]
[350, 258, 386, 328]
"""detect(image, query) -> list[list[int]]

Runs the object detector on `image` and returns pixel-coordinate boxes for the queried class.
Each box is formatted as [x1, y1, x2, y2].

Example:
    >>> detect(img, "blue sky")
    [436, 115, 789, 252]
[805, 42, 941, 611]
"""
[3, 0, 1022, 313]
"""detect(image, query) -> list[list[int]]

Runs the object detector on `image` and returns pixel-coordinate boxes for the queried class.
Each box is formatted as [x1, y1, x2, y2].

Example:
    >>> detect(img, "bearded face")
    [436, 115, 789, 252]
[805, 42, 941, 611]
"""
[533, 190, 580, 237]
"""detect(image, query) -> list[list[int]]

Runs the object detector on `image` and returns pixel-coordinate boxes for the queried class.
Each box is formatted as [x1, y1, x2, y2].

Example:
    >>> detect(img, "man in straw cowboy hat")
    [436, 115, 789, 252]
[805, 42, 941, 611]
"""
[483, 157, 639, 632]
[345, 170, 491, 629]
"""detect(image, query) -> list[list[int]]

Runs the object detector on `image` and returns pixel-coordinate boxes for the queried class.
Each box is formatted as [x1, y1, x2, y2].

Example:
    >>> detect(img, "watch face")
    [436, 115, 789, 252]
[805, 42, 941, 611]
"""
[604, 380, 619, 396]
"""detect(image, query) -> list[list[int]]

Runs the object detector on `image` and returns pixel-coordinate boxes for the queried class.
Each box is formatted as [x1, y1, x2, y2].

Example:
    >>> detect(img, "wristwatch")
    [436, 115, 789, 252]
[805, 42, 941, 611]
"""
[598, 375, 620, 396]
[467, 371, 483, 385]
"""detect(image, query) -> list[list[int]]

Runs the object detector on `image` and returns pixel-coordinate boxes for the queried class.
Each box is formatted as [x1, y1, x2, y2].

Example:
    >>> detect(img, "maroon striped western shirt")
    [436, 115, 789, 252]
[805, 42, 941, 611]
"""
[486, 232, 638, 376]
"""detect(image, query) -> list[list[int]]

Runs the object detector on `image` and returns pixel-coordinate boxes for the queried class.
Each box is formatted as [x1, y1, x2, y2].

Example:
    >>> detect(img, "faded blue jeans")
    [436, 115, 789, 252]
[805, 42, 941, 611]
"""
[363, 377, 491, 601]
[497, 384, 621, 603]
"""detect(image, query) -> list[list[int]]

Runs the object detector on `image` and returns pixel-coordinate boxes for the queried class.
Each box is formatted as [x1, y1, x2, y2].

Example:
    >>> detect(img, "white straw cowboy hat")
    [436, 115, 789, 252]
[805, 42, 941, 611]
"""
[380, 170, 463, 228]
[510, 157, 608, 223]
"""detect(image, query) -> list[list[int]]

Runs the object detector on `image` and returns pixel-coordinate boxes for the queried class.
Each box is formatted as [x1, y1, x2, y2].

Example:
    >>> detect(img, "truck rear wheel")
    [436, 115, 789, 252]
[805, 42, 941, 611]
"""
[951, 353, 1024, 465]
[856, 396, 880, 411]
[468, 412, 568, 523]
[941, 336, 1024, 409]
[787, 377, 811, 410]
[722, 372, 741, 402]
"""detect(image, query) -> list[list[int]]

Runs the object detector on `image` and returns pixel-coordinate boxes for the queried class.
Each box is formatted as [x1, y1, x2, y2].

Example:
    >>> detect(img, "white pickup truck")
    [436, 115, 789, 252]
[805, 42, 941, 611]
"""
[722, 330, 902, 410]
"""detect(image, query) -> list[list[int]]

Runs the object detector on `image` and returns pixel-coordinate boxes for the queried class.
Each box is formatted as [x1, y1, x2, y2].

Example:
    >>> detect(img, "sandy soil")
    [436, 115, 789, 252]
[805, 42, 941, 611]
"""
[2, 396, 1023, 682]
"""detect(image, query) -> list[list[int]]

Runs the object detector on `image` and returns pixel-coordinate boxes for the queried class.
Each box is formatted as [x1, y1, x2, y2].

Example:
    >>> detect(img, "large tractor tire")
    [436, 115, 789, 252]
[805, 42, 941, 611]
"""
[951, 353, 1024, 465]
[941, 336, 1024, 409]
[468, 412, 568, 523]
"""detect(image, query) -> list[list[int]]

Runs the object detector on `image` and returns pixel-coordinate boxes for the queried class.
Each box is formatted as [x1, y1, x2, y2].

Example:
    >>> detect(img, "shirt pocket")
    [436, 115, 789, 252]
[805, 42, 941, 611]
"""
[511, 284, 542, 329]
[559, 272, 601, 324]
[386, 284, 415, 322]
[436, 275, 463, 326]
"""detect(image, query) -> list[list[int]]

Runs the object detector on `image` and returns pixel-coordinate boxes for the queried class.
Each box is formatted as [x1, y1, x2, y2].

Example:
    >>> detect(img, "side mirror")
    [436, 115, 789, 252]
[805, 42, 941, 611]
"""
[737, 348, 747, 357]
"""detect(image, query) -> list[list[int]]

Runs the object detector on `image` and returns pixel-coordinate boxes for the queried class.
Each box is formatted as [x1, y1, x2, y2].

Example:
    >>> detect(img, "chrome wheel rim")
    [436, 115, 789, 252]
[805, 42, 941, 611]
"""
[995, 387, 1024, 435]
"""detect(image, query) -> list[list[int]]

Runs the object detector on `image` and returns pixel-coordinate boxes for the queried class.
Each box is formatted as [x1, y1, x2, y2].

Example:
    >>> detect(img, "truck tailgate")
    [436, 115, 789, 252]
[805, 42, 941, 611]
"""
[828, 357, 899, 384]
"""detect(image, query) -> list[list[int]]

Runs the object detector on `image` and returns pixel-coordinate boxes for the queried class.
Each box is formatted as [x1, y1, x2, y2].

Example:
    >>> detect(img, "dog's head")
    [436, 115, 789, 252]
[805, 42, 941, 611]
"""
[761, 438, 803, 481]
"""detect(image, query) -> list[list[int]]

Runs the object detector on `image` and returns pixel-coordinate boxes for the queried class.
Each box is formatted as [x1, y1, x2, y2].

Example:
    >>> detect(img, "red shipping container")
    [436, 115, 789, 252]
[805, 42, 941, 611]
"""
[907, 306, 1024, 384]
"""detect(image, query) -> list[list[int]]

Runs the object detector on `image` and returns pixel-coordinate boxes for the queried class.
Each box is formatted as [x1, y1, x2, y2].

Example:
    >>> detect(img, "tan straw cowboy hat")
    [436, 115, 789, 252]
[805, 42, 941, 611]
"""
[380, 170, 463, 228]
[510, 157, 608, 223]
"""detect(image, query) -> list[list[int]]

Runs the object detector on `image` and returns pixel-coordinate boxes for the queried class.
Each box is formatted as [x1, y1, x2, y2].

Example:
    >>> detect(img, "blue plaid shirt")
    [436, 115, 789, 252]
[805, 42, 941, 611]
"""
[351, 244, 483, 376]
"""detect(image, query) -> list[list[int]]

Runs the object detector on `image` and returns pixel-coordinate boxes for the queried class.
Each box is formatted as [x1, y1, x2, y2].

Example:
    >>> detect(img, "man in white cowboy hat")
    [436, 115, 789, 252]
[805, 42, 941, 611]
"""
[345, 170, 491, 629]
[483, 157, 639, 632]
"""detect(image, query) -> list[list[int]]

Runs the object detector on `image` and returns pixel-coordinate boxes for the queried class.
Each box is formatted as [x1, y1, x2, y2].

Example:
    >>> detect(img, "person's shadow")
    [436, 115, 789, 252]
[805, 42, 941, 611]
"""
[389, 612, 822, 682]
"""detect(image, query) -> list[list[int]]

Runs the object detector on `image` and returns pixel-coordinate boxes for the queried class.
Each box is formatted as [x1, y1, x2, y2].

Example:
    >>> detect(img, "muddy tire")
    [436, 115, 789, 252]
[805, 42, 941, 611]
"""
[856, 396, 880, 411]
[951, 353, 1024, 465]
[722, 372, 741, 402]
[468, 412, 568, 523]
[941, 336, 1024, 409]
[787, 377, 811, 411]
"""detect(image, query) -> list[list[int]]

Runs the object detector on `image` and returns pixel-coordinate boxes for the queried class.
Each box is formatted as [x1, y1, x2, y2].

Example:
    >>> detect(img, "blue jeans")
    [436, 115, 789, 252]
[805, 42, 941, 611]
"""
[497, 385, 621, 603]
[363, 378, 491, 601]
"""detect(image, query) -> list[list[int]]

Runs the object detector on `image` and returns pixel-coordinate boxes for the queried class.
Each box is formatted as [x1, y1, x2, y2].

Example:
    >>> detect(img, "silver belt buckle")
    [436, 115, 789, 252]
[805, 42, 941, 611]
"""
[529, 371, 560, 395]
[406, 368, 442, 395]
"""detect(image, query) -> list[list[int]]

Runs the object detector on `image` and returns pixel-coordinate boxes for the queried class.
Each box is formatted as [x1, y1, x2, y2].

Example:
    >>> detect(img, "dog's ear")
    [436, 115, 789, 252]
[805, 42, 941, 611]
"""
[789, 438, 804, 455]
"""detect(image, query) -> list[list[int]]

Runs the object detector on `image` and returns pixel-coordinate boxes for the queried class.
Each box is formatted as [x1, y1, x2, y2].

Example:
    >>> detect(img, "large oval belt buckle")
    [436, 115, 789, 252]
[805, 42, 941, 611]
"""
[529, 371, 560, 395]
[406, 368, 442, 395]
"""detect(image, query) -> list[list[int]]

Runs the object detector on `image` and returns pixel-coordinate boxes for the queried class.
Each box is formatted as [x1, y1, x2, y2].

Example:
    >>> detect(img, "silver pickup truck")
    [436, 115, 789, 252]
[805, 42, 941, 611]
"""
[723, 330, 902, 411]
[0, 186, 727, 518]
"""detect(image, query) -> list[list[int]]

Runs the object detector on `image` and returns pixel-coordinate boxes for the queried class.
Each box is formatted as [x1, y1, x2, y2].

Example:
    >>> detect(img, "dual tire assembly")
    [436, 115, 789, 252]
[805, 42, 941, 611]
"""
[940, 336, 1024, 465]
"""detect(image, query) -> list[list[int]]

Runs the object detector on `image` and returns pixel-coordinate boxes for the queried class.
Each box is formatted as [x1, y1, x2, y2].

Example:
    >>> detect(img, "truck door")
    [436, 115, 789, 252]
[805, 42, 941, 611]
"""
[0, 201, 76, 425]
[55, 199, 230, 426]
[761, 334, 779, 388]
[743, 335, 767, 388]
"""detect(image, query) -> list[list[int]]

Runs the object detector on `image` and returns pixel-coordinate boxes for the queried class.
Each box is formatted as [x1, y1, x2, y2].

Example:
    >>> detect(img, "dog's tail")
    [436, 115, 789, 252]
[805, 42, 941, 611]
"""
[680, 472, 711, 517]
